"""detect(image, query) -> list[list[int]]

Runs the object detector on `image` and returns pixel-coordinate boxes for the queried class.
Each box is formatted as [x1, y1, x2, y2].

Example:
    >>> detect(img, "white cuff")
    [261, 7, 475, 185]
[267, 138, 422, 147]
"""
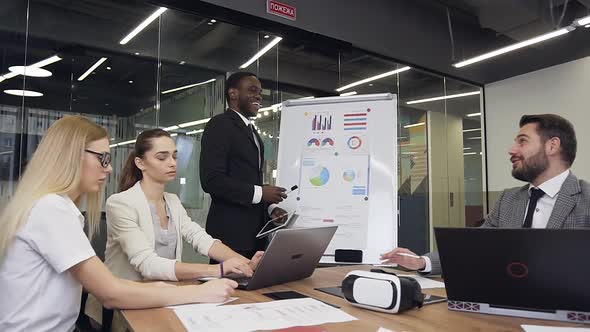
[268, 204, 278, 216]
[420, 255, 432, 273]
[168, 260, 179, 282]
[252, 185, 262, 204]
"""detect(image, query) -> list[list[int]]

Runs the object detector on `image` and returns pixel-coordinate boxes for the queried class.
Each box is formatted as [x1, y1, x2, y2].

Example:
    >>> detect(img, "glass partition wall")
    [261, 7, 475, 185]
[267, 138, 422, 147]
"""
[0, 0, 486, 258]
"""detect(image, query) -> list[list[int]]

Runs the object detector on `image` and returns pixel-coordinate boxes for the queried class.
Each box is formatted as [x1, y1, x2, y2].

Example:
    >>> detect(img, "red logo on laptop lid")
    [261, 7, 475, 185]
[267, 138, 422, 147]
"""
[506, 262, 529, 279]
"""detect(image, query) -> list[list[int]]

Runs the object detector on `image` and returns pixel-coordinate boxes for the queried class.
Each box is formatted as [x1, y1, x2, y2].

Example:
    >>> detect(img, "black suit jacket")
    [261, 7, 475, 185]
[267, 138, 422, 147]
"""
[200, 109, 267, 252]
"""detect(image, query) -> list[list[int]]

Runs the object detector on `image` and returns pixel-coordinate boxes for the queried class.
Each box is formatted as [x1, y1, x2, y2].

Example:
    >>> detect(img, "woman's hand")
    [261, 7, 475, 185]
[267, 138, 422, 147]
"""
[220, 257, 254, 277]
[191, 279, 238, 303]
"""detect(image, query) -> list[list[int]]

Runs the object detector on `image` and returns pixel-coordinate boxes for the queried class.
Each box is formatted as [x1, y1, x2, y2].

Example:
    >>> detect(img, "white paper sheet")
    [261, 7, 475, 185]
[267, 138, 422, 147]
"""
[174, 298, 357, 332]
[521, 325, 590, 332]
[398, 275, 445, 289]
[166, 297, 238, 310]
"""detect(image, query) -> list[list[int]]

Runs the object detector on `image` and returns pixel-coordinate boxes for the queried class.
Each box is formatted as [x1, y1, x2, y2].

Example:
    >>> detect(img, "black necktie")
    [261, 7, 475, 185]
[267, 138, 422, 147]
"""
[522, 188, 545, 228]
[248, 124, 261, 167]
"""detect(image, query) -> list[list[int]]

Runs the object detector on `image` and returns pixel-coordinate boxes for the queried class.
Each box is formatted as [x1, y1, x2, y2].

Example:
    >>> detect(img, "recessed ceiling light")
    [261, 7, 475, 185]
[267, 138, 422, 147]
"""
[575, 15, 590, 26]
[4, 89, 43, 97]
[406, 91, 481, 105]
[128, 80, 134, 84]
[368, 83, 374, 86]
[403, 122, 426, 129]
[8, 66, 52, 77]
[239, 37, 282, 69]
[178, 118, 211, 128]
[179, 61, 185, 65]
[134, 52, 140, 55]
[186, 129, 204, 135]
[161, 78, 216, 94]
[208, 22, 213, 25]
[119, 7, 167, 45]
[336, 66, 411, 92]
[106, 66, 112, 70]
[0, 55, 62, 82]
[78, 57, 108, 81]
[210, 19, 216, 23]
[453, 28, 572, 68]
[264, 35, 270, 39]
[163, 125, 179, 131]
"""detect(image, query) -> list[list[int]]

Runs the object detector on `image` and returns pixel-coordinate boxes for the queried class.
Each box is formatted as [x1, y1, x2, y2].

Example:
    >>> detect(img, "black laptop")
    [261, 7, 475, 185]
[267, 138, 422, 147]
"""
[435, 227, 590, 324]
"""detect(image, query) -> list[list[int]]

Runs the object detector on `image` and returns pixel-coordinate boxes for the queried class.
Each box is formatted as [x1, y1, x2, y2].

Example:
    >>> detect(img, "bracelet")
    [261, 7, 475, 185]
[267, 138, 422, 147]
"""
[220, 261, 224, 277]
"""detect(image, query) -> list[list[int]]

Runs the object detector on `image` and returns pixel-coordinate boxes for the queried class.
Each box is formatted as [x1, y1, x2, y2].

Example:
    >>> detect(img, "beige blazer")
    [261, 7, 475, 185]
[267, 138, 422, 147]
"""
[104, 181, 217, 281]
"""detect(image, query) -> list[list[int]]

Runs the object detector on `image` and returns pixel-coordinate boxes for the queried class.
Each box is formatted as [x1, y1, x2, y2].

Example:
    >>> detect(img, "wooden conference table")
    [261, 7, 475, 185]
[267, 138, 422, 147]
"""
[120, 265, 583, 332]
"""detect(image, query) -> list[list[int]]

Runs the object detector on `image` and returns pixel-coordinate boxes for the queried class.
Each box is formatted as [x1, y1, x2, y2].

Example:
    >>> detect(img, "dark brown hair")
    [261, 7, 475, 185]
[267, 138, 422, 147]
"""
[520, 114, 577, 166]
[118, 128, 171, 192]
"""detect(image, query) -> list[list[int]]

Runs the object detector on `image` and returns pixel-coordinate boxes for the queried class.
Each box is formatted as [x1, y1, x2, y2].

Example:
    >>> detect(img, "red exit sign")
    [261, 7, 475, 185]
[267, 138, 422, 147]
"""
[267, 0, 296, 21]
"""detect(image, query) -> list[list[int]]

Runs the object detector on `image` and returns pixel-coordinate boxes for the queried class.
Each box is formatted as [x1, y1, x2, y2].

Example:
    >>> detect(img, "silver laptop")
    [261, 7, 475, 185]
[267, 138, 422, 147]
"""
[229, 226, 338, 290]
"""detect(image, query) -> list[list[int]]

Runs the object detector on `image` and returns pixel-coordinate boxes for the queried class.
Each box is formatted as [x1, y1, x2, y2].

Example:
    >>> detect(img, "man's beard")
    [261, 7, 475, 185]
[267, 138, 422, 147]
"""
[511, 149, 549, 183]
[238, 96, 256, 118]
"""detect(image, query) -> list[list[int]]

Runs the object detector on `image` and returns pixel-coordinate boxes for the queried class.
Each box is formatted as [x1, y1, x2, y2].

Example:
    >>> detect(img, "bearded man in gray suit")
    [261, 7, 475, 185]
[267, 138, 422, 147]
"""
[381, 114, 590, 275]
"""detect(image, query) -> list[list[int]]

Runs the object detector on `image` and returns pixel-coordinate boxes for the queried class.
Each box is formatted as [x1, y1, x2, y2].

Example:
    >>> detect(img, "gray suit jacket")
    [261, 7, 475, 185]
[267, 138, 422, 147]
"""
[423, 172, 590, 275]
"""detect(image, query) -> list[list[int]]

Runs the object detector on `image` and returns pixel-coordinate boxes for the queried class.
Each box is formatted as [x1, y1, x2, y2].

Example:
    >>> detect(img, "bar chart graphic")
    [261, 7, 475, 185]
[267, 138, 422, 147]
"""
[311, 113, 332, 131]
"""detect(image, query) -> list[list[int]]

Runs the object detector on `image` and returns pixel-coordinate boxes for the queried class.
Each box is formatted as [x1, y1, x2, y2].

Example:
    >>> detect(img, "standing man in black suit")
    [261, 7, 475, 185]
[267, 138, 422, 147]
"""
[200, 72, 288, 260]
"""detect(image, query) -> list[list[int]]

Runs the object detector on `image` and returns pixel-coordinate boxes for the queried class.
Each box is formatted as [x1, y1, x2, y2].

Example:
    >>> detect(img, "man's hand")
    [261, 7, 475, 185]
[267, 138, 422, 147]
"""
[380, 247, 426, 271]
[270, 207, 288, 224]
[262, 185, 287, 204]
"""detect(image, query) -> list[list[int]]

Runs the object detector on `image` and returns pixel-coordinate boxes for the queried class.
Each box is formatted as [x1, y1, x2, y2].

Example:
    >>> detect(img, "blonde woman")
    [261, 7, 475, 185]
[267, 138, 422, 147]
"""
[86, 129, 262, 326]
[0, 116, 237, 332]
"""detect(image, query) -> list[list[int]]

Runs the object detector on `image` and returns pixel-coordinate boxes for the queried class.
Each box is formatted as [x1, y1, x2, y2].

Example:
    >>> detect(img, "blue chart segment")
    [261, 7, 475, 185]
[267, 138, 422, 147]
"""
[307, 138, 320, 147]
[343, 112, 367, 131]
[309, 166, 330, 186]
[321, 138, 335, 147]
[352, 186, 367, 195]
[342, 169, 356, 182]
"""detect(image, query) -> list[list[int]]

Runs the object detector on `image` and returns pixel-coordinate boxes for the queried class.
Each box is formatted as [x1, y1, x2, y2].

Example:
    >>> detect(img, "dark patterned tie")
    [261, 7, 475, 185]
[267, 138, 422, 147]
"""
[248, 123, 261, 167]
[522, 188, 545, 228]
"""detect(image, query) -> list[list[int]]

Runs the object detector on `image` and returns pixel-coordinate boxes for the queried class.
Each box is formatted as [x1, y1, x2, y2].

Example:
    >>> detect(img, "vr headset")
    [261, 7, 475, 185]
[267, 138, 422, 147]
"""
[341, 270, 424, 314]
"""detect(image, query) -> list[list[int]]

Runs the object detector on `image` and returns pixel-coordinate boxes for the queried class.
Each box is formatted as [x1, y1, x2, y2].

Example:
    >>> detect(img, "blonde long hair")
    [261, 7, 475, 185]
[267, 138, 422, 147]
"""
[0, 115, 108, 262]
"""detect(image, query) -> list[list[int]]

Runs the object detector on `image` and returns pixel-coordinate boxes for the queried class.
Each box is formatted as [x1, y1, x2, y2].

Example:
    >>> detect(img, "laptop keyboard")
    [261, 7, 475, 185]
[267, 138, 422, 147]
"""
[227, 275, 252, 285]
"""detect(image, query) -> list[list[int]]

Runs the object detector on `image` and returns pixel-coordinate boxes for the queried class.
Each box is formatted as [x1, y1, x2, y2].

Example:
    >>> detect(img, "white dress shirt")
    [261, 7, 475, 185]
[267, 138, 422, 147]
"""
[524, 169, 570, 228]
[421, 169, 571, 273]
[231, 109, 277, 215]
[0, 194, 96, 332]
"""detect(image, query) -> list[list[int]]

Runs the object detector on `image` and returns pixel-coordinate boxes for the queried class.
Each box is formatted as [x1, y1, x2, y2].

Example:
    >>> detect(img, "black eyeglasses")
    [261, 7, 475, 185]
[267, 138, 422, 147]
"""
[85, 149, 112, 168]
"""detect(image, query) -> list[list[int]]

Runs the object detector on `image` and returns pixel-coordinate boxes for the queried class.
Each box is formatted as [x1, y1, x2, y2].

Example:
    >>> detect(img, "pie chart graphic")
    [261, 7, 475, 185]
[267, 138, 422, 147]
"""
[307, 138, 320, 147]
[309, 166, 330, 186]
[342, 169, 356, 182]
[321, 138, 335, 147]
[347, 136, 362, 150]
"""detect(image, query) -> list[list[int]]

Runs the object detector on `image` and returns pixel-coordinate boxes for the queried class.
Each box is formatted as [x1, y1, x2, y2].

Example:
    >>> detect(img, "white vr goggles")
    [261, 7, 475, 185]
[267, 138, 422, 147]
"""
[341, 270, 424, 314]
